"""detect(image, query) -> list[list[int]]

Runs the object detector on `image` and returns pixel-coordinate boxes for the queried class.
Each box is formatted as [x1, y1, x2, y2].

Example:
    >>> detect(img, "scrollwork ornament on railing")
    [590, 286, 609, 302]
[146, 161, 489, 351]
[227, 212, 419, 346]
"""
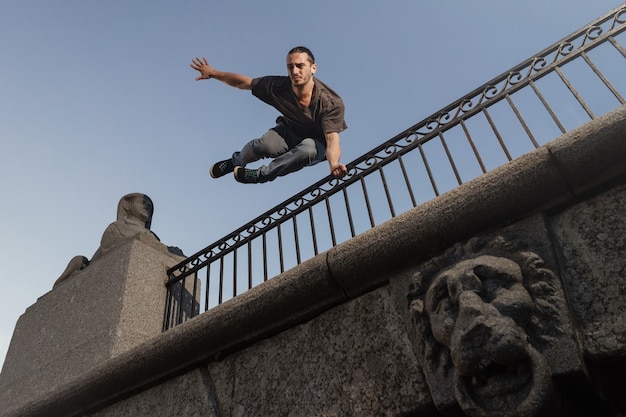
[191, 256, 204, 268]
[308, 187, 323, 200]
[458, 98, 475, 116]
[245, 224, 257, 235]
[276, 206, 289, 218]
[267, 213, 284, 226]
[232, 232, 244, 244]
[435, 109, 454, 129]
[327, 177, 343, 188]
[382, 143, 400, 157]
[530, 56, 548, 75]
[404, 132, 419, 145]
[423, 118, 440, 134]
[481, 84, 500, 102]
[613, 7, 626, 27]
[505, 70, 524, 88]
[582, 25, 604, 45]
[555, 41, 575, 60]
[292, 196, 307, 209]
[217, 240, 231, 252]
[363, 154, 380, 169]
[259, 215, 274, 228]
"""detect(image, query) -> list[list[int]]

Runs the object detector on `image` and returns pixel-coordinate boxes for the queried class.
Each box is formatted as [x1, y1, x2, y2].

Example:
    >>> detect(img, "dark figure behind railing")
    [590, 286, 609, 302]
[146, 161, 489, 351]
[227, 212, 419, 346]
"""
[164, 4, 626, 331]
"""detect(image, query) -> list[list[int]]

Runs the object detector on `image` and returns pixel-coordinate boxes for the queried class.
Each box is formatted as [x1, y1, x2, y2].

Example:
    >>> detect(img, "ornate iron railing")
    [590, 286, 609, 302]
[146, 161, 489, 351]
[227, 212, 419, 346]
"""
[163, 4, 626, 330]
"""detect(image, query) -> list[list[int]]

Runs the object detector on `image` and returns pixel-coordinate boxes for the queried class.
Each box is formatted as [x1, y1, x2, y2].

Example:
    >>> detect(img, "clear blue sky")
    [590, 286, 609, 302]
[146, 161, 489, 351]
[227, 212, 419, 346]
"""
[1, 0, 622, 368]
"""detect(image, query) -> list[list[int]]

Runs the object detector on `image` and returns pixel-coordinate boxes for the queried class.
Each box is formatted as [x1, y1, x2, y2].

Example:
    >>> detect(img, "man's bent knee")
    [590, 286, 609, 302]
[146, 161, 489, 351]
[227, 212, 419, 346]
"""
[297, 138, 323, 163]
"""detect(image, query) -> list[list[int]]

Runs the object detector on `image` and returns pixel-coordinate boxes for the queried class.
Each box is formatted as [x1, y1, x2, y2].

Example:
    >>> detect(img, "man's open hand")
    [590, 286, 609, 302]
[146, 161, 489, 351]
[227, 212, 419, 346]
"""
[190, 57, 214, 80]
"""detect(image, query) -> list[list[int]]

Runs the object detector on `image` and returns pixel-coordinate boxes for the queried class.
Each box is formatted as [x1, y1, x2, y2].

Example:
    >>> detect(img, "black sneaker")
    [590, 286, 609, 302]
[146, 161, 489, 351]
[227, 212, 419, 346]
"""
[234, 166, 260, 184]
[210, 159, 235, 178]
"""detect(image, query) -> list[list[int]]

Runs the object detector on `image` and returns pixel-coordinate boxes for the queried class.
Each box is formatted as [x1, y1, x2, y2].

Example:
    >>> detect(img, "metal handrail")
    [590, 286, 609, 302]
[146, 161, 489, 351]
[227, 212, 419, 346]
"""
[164, 4, 626, 330]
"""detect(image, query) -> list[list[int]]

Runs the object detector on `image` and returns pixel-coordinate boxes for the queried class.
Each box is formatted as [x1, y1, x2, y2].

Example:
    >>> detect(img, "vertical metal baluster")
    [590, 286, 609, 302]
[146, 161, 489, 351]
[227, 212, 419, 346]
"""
[247, 241, 253, 290]
[218, 257, 224, 305]
[205, 263, 211, 311]
[342, 187, 356, 238]
[505, 94, 539, 148]
[263, 232, 268, 281]
[308, 207, 319, 255]
[417, 140, 439, 196]
[483, 107, 512, 161]
[277, 224, 285, 273]
[378, 166, 395, 218]
[609, 36, 626, 59]
[397, 154, 417, 207]
[191, 271, 198, 320]
[325, 196, 337, 246]
[177, 276, 186, 325]
[162, 281, 172, 331]
[438, 132, 462, 185]
[360, 177, 376, 227]
[292, 216, 301, 265]
[460, 119, 487, 174]
[232, 248, 238, 297]
[581, 51, 625, 104]
[529, 80, 566, 134]
[554, 66, 595, 119]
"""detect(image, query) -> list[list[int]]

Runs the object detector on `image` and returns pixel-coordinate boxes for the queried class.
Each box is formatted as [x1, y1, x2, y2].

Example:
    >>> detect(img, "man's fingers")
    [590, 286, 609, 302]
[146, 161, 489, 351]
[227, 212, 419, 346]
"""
[191, 57, 212, 80]
[332, 165, 348, 179]
[190, 57, 207, 69]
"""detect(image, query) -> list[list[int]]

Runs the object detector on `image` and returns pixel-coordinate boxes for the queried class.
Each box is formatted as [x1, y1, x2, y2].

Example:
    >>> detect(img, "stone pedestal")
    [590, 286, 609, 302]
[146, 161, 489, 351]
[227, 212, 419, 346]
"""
[0, 235, 186, 411]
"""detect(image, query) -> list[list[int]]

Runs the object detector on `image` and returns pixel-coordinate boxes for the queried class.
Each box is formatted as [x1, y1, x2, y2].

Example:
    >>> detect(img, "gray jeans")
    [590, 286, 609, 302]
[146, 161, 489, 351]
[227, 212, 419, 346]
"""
[232, 123, 326, 183]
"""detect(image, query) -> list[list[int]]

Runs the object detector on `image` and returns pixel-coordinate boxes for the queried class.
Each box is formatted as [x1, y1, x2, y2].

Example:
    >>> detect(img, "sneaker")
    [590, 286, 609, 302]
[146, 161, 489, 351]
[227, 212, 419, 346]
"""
[210, 159, 235, 178]
[234, 166, 260, 184]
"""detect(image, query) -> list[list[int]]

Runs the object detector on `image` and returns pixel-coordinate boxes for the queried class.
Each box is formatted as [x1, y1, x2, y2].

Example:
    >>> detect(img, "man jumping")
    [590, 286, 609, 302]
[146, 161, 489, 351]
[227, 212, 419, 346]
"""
[190, 46, 348, 184]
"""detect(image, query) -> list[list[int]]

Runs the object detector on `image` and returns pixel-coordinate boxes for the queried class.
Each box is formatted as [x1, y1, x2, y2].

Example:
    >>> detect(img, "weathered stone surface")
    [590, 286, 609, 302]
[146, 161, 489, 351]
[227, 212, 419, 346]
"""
[208, 287, 435, 417]
[87, 368, 219, 417]
[391, 215, 584, 417]
[546, 106, 626, 196]
[0, 236, 185, 415]
[550, 184, 626, 358]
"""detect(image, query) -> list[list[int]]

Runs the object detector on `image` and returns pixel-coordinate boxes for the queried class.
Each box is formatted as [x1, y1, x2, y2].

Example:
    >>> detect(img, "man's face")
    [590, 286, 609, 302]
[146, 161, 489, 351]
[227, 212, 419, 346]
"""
[286, 52, 316, 88]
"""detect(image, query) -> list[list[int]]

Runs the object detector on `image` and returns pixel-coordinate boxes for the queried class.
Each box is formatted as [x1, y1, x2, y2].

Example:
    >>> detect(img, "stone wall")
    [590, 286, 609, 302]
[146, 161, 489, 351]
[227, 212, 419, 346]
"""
[1, 105, 625, 417]
[0, 234, 188, 416]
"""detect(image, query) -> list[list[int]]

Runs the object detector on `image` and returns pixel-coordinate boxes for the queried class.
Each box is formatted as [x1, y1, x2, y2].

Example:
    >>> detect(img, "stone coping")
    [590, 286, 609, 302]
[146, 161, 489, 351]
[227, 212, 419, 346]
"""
[6, 105, 626, 417]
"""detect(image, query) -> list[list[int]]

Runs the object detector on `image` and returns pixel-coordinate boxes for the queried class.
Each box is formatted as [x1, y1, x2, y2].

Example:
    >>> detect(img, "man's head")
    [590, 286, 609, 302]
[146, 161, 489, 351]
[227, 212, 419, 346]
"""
[286, 46, 317, 88]
[288, 46, 315, 63]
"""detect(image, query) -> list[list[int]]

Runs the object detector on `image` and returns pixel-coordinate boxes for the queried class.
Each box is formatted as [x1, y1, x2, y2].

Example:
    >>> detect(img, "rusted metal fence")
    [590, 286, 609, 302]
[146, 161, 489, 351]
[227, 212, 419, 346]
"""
[164, 4, 626, 330]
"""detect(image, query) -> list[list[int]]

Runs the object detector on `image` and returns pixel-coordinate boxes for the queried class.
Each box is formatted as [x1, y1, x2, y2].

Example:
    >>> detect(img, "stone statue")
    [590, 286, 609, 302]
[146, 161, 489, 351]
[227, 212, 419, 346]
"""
[54, 193, 183, 288]
[407, 236, 568, 417]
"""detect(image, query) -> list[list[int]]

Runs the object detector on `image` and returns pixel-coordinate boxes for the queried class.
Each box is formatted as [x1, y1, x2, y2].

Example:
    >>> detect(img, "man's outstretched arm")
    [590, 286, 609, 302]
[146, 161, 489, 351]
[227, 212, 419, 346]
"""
[325, 132, 348, 179]
[190, 57, 253, 90]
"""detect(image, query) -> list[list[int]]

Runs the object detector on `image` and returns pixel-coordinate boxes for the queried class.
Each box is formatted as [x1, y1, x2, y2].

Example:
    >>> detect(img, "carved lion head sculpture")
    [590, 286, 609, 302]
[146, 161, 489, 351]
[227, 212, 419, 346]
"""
[407, 235, 569, 417]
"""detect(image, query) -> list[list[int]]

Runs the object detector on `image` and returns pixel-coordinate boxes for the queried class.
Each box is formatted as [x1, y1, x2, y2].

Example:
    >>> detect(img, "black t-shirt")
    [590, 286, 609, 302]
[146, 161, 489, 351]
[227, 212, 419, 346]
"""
[251, 76, 347, 141]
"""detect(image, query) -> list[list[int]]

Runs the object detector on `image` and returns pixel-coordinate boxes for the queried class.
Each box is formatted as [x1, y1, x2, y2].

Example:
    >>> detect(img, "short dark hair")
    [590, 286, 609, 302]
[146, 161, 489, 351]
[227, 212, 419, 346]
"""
[288, 46, 315, 64]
